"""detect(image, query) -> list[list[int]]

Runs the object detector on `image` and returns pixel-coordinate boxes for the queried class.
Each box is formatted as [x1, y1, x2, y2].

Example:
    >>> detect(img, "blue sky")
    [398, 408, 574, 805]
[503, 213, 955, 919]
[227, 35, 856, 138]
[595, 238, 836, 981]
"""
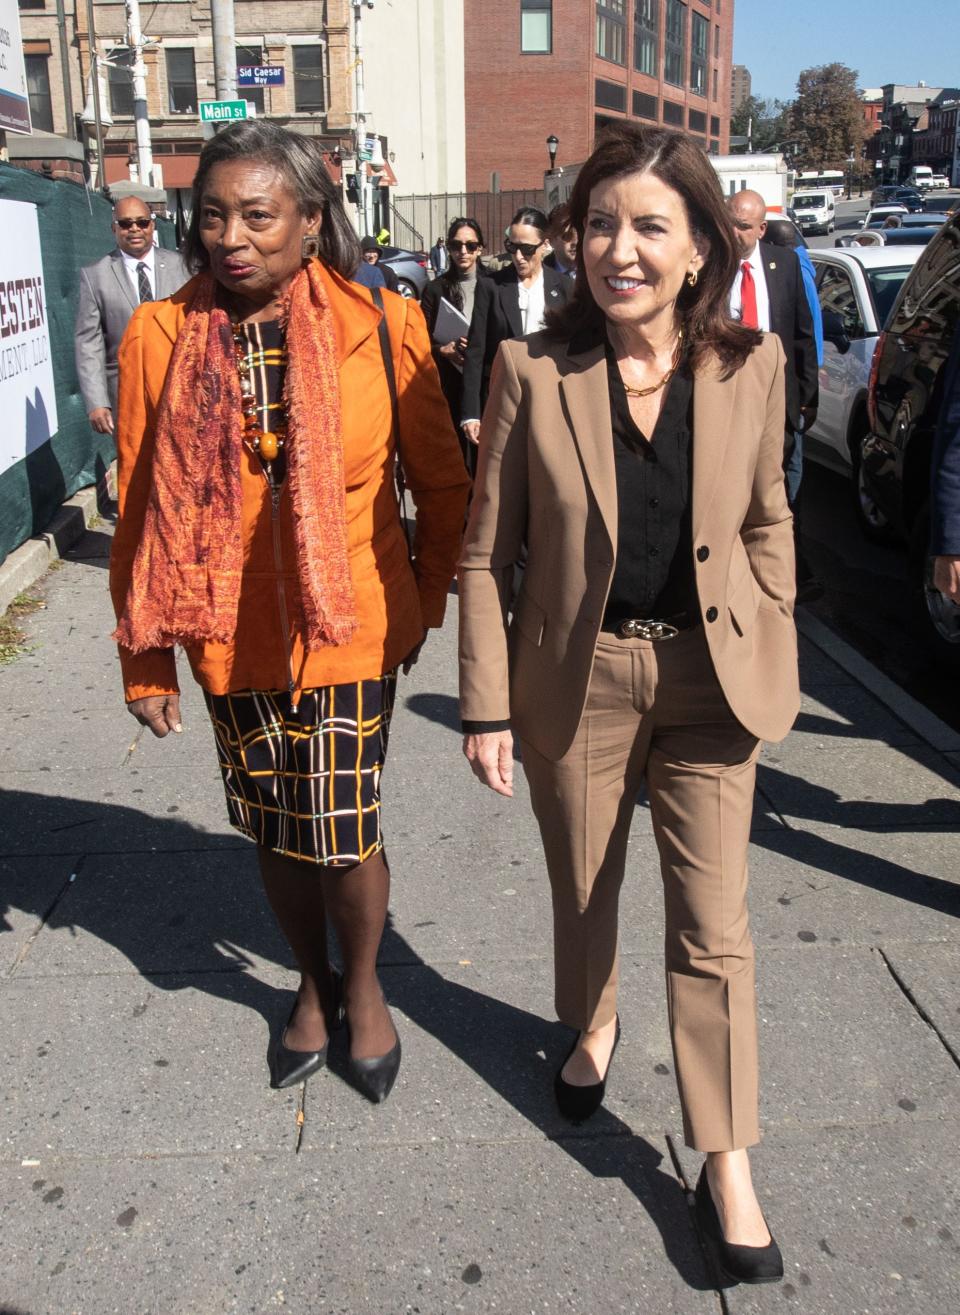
[733, 0, 960, 102]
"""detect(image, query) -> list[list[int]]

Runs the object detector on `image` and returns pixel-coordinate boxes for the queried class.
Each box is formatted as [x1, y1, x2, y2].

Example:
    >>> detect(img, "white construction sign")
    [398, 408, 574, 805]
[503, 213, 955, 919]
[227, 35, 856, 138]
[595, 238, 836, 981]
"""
[0, 200, 59, 472]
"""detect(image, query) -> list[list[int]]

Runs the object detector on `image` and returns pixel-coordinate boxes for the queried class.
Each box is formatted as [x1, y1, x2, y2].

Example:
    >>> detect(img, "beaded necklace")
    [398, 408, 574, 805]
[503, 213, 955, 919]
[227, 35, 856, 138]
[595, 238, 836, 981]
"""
[231, 318, 288, 476]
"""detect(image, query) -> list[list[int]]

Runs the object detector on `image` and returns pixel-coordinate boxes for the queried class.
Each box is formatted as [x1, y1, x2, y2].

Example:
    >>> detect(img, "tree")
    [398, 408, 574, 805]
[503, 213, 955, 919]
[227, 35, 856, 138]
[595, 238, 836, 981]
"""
[790, 63, 865, 170]
[730, 96, 792, 153]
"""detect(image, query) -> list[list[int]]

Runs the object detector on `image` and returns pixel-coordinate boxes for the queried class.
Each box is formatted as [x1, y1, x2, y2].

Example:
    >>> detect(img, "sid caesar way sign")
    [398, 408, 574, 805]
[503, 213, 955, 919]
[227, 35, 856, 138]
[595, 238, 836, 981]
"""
[0, 199, 59, 475]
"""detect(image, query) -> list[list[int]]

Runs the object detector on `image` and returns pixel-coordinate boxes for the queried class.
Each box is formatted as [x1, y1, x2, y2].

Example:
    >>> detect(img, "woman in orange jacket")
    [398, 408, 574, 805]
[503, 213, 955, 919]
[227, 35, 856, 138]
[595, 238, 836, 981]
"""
[110, 122, 470, 1102]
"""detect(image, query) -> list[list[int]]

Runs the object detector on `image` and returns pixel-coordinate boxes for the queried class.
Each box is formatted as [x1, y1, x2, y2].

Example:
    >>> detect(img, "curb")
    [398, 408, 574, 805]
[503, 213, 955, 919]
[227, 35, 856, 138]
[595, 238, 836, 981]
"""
[0, 465, 116, 617]
[797, 609, 960, 762]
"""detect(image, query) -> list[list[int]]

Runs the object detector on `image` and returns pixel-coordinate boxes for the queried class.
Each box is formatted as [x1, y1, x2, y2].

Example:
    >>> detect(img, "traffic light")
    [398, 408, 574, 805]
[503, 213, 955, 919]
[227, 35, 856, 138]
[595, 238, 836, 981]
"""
[345, 173, 359, 205]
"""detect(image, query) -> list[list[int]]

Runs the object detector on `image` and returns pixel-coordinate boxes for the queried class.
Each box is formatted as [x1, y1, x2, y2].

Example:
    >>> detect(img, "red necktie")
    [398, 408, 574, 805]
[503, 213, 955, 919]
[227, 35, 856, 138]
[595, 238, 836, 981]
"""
[740, 261, 758, 329]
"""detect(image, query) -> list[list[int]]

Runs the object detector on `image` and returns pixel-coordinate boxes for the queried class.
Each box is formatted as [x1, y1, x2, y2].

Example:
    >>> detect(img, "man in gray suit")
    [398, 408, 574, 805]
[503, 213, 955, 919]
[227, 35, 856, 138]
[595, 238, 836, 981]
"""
[75, 196, 189, 435]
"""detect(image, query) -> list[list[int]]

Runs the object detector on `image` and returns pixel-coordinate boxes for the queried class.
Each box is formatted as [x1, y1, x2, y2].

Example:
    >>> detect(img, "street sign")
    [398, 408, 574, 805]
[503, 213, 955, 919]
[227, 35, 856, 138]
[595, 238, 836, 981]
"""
[237, 65, 285, 87]
[0, 0, 32, 135]
[199, 100, 251, 123]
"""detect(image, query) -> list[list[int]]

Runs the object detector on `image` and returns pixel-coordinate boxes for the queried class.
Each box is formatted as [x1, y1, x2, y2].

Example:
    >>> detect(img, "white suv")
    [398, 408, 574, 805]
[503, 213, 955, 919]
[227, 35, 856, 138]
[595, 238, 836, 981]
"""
[805, 246, 926, 537]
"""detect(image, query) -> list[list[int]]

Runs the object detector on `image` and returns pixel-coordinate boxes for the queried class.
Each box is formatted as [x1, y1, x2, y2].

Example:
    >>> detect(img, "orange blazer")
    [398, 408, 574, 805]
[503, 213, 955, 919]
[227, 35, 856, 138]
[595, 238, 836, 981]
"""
[111, 263, 470, 702]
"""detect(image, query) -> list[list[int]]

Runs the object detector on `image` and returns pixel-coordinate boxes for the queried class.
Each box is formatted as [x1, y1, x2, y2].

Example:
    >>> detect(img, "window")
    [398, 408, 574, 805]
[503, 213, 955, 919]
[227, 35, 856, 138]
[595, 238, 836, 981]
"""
[18, 1, 46, 9]
[709, 138, 720, 154]
[521, 0, 552, 53]
[595, 78, 627, 113]
[688, 108, 706, 133]
[236, 45, 265, 114]
[24, 54, 53, 132]
[596, 1, 626, 66]
[166, 48, 197, 114]
[634, 0, 658, 78]
[690, 11, 708, 96]
[108, 46, 135, 118]
[662, 99, 684, 126]
[818, 266, 864, 340]
[712, 67, 718, 100]
[710, 114, 720, 136]
[293, 46, 325, 113]
[714, 24, 720, 57]
[633, 90, 658, 120]
[664, 1, 686, 87]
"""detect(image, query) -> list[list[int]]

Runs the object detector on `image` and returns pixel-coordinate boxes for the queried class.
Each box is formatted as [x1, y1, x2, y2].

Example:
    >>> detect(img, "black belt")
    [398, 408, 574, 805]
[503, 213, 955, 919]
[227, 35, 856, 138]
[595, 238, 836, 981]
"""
[601, 609, 700, 641]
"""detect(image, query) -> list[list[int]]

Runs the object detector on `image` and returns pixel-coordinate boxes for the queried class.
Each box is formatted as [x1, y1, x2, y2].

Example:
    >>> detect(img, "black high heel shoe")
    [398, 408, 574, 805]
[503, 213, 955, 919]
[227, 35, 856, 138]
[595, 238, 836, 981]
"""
[694, 1164, 783, 1286]
[346, 1021, 402, 1104]
[270, 970, 346, 1090]
[554, 1015, 621, 1124]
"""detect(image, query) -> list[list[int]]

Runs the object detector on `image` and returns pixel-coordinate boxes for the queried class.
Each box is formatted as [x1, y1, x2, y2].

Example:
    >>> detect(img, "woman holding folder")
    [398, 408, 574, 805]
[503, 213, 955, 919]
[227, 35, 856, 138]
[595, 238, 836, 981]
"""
[421, 217, 489, 470]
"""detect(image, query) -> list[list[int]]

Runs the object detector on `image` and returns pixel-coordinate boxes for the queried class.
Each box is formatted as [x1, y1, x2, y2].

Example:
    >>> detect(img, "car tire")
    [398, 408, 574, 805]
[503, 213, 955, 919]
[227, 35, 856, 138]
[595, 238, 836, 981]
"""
[908, 506, 960, 673]
[851, 429, 898, 545]
[395, 279, 418, 300]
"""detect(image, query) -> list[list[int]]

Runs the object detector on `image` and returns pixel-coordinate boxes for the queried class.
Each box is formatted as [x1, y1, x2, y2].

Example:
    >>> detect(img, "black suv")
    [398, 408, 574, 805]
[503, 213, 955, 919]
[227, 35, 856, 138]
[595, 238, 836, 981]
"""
[870, 184, 925, 212]
[861, 210, 960, 669]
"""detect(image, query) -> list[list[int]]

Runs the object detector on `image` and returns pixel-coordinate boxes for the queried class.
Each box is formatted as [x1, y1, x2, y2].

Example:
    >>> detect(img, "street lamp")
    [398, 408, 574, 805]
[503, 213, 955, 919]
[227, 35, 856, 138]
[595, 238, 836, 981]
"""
[546, 135, 559, 172]
[845, 153, 856, 199]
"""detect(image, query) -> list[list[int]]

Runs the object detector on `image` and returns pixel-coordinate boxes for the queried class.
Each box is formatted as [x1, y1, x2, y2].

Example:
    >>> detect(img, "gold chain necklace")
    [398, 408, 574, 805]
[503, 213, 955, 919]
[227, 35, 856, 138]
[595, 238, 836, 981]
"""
[621, 328, 684, 399]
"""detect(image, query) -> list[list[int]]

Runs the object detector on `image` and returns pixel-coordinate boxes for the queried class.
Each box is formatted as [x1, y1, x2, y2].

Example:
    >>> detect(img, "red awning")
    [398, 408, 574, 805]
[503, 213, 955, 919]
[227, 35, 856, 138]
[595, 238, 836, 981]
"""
[366, 159, 398, 188]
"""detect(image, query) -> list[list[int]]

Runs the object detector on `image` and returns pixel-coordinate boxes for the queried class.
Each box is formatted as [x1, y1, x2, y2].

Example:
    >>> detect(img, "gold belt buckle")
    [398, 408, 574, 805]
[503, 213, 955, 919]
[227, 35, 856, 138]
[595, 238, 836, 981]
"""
[617, 619, 680, 641]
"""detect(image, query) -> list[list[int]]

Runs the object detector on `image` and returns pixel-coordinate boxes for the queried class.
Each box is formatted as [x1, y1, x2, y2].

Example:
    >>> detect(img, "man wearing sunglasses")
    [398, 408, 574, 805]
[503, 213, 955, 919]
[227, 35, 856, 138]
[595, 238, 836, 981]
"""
[75, 196, 188, 435]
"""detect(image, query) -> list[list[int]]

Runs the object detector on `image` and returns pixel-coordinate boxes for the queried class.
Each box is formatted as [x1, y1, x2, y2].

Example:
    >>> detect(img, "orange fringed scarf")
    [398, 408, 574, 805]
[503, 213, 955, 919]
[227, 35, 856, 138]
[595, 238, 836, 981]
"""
[113, 262, 358, 655]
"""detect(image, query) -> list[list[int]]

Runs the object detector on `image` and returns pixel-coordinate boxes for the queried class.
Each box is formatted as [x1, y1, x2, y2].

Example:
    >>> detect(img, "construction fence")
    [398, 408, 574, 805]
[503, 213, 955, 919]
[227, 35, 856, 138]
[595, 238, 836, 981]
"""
[0, 164, 175, 566]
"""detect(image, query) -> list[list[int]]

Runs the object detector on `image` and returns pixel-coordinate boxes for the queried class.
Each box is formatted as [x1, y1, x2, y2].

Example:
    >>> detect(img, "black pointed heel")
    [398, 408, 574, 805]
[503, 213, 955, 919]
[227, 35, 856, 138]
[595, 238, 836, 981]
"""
[270, 970, 344, 1090]
[554, 1015, 621, 1123]
[346, 1027, 402, 1104]
[694, 1165, 784, 1286]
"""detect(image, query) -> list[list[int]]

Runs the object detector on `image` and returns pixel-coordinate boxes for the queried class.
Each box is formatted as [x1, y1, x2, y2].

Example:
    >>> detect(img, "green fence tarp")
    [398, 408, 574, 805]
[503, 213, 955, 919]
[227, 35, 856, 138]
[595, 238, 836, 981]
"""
[0, 164, 176, 565]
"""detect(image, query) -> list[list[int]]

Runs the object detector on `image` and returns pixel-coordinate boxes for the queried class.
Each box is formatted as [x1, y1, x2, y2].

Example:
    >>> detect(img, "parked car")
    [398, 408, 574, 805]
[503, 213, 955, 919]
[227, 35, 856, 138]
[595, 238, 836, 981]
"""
[805, 248, 925, 541]
[860, 210, 960, 670]
[929, 175, 950, 190]
[900, 212, 948, 228]
[923, 192, 960, 216]
[378, 246, 429, 299]
[879, 225, 947, 248]
[790, 189, 836, 235]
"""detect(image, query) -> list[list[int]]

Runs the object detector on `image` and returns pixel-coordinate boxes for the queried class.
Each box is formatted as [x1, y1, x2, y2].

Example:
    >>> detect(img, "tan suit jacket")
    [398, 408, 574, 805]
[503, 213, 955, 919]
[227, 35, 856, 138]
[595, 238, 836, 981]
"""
[458, 330, 800, 761]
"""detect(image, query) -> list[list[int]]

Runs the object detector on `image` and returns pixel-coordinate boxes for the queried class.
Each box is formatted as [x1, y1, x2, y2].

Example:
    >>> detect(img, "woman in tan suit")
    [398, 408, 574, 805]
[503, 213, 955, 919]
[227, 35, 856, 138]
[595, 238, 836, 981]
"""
[458, 124, 797, 1286]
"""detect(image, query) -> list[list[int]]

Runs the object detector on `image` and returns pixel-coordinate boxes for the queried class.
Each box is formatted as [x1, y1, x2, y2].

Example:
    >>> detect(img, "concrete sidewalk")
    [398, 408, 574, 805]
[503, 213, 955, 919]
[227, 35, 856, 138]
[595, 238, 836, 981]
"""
[2, 513, 959, 1315]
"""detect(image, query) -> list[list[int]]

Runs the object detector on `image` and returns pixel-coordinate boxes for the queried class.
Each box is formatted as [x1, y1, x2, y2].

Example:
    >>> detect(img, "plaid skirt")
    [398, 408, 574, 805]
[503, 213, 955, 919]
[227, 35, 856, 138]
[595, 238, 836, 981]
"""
[203, 676, 396, 867]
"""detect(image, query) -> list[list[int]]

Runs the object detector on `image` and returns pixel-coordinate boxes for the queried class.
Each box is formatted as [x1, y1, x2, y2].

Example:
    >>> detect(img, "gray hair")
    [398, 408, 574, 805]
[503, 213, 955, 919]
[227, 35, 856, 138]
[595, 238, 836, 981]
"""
[182, 121, 360, 277]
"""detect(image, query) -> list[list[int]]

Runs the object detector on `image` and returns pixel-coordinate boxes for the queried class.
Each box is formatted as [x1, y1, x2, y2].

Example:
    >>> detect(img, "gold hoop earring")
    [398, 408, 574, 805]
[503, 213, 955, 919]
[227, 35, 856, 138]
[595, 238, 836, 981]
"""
[302, 233, 321, 260]
[686, 269, 699, 288]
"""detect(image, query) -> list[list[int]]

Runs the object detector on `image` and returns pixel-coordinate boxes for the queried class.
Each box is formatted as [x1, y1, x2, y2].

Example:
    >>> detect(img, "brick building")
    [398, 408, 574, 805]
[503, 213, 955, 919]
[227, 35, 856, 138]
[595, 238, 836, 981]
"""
[912, 90, 960, 181]
[730, 63, 750, 113]
[464, 0, 734, 192]
[16, 1, 355, 204]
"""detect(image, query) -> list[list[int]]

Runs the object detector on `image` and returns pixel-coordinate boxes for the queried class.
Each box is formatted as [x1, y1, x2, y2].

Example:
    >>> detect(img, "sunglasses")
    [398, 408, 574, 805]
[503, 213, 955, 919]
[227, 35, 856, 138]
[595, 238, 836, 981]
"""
[505, 239, 545, 258]
[115, 217, 154, 231]
[448, 239, 481, 253]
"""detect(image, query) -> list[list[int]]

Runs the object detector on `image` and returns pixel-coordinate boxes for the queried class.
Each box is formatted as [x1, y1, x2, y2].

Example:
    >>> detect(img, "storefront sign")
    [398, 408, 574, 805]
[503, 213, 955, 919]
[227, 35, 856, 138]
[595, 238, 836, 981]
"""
[0, 0, 31, 134]
[0, 201, 59, 473]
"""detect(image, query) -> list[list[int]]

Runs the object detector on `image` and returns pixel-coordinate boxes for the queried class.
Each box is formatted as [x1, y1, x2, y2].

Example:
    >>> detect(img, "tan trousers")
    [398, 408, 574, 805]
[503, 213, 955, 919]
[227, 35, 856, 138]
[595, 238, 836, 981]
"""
[520, 627, 762, 1152]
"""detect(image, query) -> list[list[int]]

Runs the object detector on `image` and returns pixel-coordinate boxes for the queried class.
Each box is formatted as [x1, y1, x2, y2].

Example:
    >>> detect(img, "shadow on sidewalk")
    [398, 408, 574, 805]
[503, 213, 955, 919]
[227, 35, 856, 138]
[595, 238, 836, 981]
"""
[0, 786, 712, 1292]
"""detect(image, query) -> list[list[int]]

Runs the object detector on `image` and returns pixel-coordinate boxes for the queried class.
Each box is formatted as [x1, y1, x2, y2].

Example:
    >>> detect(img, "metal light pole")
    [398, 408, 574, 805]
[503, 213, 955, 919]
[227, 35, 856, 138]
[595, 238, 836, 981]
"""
[125, 0, 154, 185]
[84, 0, 107, 190]
[352, 1, 372, 236]
[210, 0, 238, 102]
[54, 0, 75, 133]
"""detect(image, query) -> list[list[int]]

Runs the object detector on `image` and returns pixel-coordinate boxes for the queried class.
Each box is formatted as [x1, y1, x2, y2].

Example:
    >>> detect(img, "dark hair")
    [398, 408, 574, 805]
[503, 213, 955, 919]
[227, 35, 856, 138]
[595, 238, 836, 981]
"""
[510, 206, 549, 236]
[439, 216, 486, 312]
[545, 123, 760, 375]
[763, 217, 803, 251]
[182, 121, 361, 278]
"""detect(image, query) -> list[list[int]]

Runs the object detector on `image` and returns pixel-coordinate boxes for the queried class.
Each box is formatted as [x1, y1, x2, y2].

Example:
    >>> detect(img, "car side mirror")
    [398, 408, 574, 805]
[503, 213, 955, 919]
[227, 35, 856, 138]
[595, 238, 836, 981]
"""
[821, 309, 851, 354]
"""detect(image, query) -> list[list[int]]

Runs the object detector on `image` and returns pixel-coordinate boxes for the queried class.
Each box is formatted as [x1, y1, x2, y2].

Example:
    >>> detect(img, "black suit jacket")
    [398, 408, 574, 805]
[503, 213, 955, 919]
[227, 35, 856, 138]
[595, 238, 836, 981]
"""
[461, 265, 571, 422]
[754, 241, 819, 431]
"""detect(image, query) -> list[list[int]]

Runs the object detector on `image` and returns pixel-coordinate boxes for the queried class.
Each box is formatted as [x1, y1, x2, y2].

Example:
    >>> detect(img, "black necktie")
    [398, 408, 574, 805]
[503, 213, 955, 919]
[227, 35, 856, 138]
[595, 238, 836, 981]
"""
[136, 261, 153, 303]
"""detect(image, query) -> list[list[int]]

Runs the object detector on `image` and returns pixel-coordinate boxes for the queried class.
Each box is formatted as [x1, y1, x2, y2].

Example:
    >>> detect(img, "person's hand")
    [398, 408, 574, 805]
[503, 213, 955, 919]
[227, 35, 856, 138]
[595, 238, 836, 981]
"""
[463, 731, 514, 797]
[89, 407, 114, 435]
[401, 633, 427, 675]
[462, 420, 481, 445]
[127, 694, 183, 738]
[933, 555, 960, 604]
[438, 340, 466, 367]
